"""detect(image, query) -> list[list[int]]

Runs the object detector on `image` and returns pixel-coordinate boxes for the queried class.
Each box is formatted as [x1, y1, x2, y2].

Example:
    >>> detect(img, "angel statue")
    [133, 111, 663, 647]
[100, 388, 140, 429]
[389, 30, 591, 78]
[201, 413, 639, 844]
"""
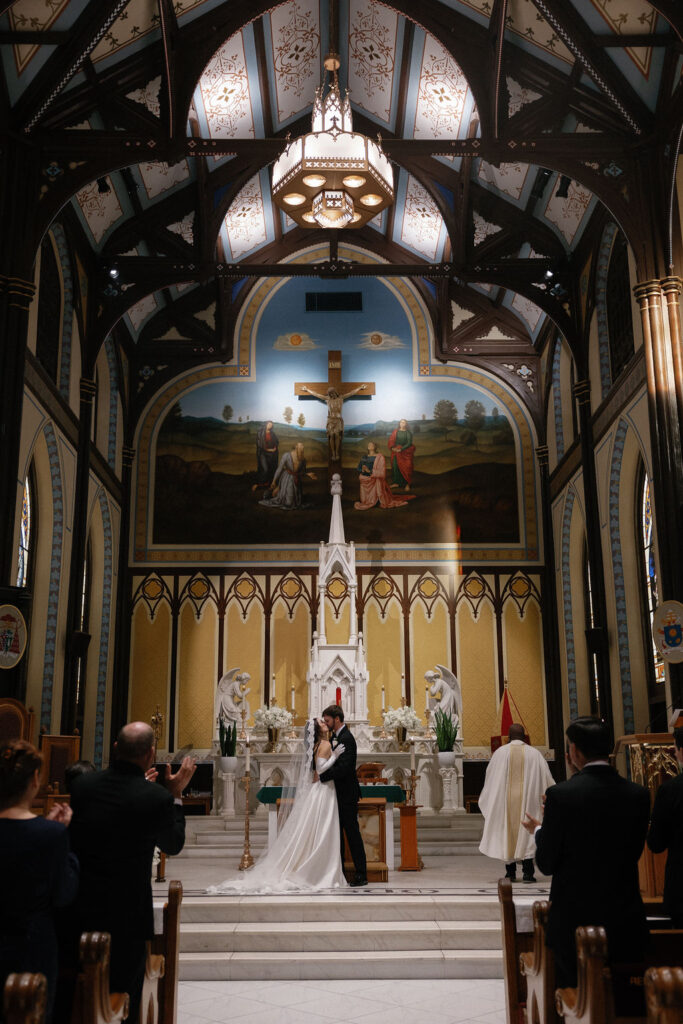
[425, 664, 462, 726]
[214, 668, 251, 735]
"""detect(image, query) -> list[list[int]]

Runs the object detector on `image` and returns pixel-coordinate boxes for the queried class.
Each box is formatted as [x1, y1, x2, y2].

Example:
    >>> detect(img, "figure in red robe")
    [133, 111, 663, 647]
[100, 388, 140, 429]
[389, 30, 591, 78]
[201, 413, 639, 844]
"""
[354, 443, 415, 510]
[388, 419, 415, 491]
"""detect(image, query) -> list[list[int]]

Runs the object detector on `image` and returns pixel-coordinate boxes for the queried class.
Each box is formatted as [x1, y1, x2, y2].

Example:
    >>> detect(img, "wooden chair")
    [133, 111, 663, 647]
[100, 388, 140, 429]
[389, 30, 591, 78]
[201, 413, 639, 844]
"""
[498, 878, 535, 1024]
[0, 697, 34, 744]
[150, 880, 182, 1024]
[3, 973, 47, 1024]
[39, 733, 81, 793]
[645, 967, 683, 1024]
[71, 933, 129, 1024]
[520, 900, 559, 1024]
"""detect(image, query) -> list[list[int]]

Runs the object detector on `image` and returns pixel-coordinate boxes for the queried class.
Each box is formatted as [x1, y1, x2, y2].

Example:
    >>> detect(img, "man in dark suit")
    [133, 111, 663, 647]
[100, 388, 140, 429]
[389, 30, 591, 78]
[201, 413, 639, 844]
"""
[68, 722, 195, 1023]
[319, 704, 367, 887]
[522, 716, 649, 987]
[647, 726, 683, 926]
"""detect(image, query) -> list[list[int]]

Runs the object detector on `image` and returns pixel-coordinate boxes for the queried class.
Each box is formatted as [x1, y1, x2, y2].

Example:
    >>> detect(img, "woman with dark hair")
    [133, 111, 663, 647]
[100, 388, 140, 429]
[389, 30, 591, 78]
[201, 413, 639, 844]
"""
[0, 740, 79, 1021]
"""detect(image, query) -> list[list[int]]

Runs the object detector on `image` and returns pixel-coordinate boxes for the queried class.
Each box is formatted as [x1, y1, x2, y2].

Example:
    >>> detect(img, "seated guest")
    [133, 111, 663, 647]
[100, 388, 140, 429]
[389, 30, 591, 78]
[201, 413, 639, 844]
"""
[0, 740, 79, 1022]
[522, 716, 649, 987]
[647, 727, 683, 926]
[67, 722, 195, 1024]
[64, 759, 96, 793]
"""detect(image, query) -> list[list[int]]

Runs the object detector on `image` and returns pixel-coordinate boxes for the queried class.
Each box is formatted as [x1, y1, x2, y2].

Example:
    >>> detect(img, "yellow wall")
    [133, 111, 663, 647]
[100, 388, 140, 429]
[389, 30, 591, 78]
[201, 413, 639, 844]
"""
[272, 599, 310, 723]
[458, 601, 498, 745]
[177, 601, 217, 749]
[503, 601, 546, 745]
[365, 598, 403, 715]
[225, 600, 263, 721]
[411, 599, 449, 715]
[130, 600, 170, 748]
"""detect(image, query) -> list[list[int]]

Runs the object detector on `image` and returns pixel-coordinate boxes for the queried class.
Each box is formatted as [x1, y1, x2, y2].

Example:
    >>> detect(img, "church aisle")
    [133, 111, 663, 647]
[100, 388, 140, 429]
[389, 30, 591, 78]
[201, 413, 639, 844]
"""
[177, 977, 506, 1024]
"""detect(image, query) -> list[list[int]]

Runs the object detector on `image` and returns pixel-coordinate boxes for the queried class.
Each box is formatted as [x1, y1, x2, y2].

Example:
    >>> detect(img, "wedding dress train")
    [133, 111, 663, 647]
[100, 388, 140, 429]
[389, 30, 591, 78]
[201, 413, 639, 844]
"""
[208, 752, 348, 894]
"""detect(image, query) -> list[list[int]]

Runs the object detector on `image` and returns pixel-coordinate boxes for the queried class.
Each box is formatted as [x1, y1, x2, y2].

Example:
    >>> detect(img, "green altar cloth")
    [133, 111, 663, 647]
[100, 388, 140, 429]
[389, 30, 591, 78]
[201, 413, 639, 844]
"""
[257, 784, 406, 804]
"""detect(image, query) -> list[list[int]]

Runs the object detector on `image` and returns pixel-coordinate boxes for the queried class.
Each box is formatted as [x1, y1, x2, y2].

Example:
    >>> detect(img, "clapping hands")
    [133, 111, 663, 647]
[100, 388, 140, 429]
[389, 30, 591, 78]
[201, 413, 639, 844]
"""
[46, 803, 72, 825]
[164, 756, 197, 799]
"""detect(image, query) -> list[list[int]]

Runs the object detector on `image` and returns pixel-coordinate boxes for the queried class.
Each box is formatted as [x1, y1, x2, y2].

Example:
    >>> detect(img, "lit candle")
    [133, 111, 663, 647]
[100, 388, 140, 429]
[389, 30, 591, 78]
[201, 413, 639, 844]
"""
[381, 685, 386, 712]
[290, 685, 295, 711]
[245, 737, 250, 774]
[410, 739, 416, 773]
[272, 673, 276, 706]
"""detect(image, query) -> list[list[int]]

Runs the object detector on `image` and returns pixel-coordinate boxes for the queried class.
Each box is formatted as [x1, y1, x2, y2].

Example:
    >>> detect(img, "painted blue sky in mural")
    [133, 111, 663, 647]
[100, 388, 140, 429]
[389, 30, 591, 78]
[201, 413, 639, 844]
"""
[179, 277, 502, 427]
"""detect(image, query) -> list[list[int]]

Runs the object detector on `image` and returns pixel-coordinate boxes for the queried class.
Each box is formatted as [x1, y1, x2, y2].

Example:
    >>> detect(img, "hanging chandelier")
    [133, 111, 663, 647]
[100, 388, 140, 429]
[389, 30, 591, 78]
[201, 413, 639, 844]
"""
[271, 53, 394, 230]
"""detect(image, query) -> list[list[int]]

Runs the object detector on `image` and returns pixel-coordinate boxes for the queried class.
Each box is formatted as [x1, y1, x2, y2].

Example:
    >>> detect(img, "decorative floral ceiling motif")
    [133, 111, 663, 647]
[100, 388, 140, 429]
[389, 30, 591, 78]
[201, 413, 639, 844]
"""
[506, 77, 542, 118]
[193, 31, 255, 138]
[543, 177, 594, 244]
[222, 173, 268, 260]
[413, 33, 471, 139]
[586, 0, 657, 77]
[167, 211, 195, 245]
[91, 0, 215, 64]
[456, 0, 572, 64]
[451, 300, 475, 328]
[473, 212, 502, 246]
[269, 0, 321, 124]
[399, 174, 445, 260]
[138, 160, 190, 200]
[347, 0, 398, 125]
[8, 0, 70, 74]
[511, 292, 543, 332]
[126, 77, 161, 118]
[126, 293, 158, 333]
[478, 161, 529, 202]
[74, 177, 124, 245]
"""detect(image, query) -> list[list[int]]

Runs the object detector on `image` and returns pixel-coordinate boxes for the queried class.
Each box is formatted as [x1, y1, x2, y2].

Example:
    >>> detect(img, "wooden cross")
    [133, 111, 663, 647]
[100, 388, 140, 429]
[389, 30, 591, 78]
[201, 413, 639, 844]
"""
[294, 350, 375, 402]
[295, 350, 375, 467]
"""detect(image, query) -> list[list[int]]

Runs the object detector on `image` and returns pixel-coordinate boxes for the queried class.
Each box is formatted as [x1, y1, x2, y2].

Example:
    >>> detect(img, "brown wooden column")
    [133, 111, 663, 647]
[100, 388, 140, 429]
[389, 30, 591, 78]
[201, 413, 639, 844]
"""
[536, 444, 566, 777]
[61, 376, 97, 734]
[635, 280, 683, 709]
[572, 379, 614, 736]
[661, 276, 683, 440]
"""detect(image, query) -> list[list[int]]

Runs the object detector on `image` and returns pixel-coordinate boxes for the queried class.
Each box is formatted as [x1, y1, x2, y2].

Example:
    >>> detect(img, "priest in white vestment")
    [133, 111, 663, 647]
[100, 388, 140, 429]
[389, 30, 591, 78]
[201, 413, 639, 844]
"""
[478, 723, 555, 882]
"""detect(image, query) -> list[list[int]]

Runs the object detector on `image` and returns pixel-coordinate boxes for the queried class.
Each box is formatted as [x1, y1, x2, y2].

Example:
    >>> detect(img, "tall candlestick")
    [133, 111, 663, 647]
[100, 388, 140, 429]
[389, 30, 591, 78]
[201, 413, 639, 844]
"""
[271, 674, 276, 706]
[290, 685, 295, 711]
[245, 737, 250, 773]
[410, 739, 416, 773]
[381, 685, 385, 712]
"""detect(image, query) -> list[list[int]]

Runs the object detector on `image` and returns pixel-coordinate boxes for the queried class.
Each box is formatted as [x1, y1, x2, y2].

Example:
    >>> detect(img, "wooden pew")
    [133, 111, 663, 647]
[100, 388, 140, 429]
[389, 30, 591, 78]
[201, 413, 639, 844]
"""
[139, 948, 164, 1024]
[71, 933, 129, 1024]
[3, 973, 47, 1024]
[645, 967, 683, 1024]
[150, 880, 182, 1024]
[519, 900, 559, 1024]
[498, 878, 535, 1024]
[555, 927, 683, 1024]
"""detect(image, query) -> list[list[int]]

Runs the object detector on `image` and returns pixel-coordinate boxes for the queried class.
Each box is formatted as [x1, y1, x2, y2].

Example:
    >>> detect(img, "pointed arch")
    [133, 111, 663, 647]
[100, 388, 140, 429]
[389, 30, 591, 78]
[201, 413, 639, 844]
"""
[50, 223, 75, 401]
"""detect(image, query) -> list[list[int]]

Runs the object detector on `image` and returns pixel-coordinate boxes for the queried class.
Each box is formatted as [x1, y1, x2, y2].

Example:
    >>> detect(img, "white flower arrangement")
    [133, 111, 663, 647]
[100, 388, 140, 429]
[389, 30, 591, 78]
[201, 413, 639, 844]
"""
[383, 705, 422, 731]
[253, 705, 293, 729]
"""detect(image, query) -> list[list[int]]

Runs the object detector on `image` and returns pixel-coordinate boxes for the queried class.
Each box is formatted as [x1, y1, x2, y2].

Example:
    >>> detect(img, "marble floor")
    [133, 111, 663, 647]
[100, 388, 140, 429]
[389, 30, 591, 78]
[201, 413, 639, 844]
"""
[178, 976, 507, 1024]
[168, 854, 549, 1022]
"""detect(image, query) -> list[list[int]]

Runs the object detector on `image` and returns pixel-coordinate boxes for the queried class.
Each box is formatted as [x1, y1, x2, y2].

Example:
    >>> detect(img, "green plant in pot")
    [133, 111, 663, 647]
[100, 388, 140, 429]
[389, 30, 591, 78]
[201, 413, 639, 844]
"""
[433, 708, 459, 764]
[218, 716, 237, 770]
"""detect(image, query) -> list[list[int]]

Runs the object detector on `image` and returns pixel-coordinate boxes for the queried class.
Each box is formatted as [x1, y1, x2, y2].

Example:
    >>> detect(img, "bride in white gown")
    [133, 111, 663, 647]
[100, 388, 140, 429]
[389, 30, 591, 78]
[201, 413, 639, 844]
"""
[208, 719, 348, 893]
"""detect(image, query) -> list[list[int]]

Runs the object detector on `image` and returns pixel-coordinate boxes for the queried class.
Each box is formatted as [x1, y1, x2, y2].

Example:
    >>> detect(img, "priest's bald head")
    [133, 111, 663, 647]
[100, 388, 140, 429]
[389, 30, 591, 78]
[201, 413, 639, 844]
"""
[114, 722, 156, 769]
[508, 723, 525, 742]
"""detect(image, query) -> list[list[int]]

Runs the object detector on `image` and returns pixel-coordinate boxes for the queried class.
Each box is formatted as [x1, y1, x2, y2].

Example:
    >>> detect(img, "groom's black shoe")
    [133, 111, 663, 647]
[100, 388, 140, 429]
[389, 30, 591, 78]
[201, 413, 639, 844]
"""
[350, 875, 368, 887]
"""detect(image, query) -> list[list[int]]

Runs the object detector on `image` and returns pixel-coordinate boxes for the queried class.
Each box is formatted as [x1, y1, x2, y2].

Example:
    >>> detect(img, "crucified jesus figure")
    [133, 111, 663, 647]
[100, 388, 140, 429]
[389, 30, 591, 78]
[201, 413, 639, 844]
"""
[300, 383, 367, 461]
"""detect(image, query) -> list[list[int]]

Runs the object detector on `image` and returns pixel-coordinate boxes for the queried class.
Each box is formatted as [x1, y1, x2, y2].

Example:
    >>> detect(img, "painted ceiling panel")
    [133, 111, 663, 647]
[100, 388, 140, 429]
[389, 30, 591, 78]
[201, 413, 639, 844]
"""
[267, 0, 322, 126]
[443, 0, 572, 65]
[543, 176, 595, 245]
[510, 292, 544, 334]
[506, 77, 542, 118]
[412, 30, 474, 140]
[477, 161, 531, 204]
[9, 0, 73, 74]
[74, 176, 125, 245]
[398, 173, 447, 261]
[347, 0, 399, 127]
[193, 30, 257, 138]
[578, 0, 658, 77]
[221, 171, 271, 261]
[137, 160, 191, 200]
[91, 0, 220, 66]
[126, 292, 159, 334]
[126, 77, 162, 118]
[168, 211, 195, 246]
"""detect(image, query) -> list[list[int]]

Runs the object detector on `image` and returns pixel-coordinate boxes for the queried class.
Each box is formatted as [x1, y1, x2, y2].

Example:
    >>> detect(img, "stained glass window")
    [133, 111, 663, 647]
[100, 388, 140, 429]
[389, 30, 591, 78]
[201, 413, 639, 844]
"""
[640, 472, 665, 688]
[16, 474, 32, 588]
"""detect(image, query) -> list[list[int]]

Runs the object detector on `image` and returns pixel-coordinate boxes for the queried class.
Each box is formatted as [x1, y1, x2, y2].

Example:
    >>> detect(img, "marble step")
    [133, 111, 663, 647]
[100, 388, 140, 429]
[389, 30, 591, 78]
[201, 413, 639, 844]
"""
[178, 844, 268, 859]
[179, 919, 500, 953]
[179, 948, 502, 981]
[179, 895, 501, 923]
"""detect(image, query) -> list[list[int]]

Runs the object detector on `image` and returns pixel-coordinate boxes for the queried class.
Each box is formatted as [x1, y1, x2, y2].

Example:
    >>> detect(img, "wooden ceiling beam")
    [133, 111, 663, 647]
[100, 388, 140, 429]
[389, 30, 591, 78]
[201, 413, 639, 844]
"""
[157, 0, 179, 139]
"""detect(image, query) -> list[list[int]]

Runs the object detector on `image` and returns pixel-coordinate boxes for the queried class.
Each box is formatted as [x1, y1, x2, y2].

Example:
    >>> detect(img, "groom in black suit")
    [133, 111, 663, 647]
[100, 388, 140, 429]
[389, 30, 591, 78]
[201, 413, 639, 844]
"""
[320, 704, 368, 887]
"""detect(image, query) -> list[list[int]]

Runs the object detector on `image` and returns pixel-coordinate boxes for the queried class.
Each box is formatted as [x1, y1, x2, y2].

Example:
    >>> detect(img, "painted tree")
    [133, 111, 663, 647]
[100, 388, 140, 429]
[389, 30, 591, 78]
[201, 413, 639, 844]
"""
[297, 412, 306, 428]
[433, 399, 457, 439]
[464, 399, 486, 431]
[283, 406, 293, 424]
[491, 405, 499, 424]
[222, 404, 233, 423]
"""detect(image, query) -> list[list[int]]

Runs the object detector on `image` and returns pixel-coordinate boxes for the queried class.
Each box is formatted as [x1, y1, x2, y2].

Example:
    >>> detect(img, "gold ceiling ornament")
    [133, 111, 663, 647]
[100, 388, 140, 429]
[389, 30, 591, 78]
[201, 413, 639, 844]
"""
[271, 52, 394, 230]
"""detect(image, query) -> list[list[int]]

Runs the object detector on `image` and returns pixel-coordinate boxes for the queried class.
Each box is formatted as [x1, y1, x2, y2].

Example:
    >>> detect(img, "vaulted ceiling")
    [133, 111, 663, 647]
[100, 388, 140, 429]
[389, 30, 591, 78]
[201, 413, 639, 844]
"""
[2, 0, 681, 424]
